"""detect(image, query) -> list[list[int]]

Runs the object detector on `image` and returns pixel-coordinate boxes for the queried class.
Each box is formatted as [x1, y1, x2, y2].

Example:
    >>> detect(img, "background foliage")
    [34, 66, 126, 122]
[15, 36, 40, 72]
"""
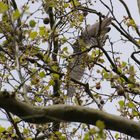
[0, 0, 140, 139]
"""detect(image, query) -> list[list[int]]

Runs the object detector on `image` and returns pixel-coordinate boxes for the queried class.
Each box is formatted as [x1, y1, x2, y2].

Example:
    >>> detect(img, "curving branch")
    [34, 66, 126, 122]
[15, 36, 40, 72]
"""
[131, 51, 140, 65]
[0, 91, 140, 138]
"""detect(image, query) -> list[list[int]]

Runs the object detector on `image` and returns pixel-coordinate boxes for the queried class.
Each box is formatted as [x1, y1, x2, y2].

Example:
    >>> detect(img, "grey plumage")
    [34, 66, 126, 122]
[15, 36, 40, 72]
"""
[81, 17, 111, 46]
[67, 41, 86, 97]
[67, 17, 112, 97]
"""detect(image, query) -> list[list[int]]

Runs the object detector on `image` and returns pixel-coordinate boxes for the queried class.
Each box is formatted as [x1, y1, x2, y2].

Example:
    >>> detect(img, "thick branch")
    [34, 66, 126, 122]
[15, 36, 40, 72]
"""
[0, 91, 140, 138]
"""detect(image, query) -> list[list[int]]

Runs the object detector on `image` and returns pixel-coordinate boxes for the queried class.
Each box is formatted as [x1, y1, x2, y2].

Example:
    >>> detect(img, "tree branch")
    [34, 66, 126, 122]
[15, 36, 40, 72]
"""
[0, 91, 140, 138]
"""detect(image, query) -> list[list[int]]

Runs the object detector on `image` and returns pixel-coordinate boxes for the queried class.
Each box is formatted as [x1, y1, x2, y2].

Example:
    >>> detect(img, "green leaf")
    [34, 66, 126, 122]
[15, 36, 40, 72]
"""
[52, 65, 58, 71]
[43, 54, 50, 62]
[39, 26, 45, 36]
[79, 14, 84, 22]
[95, 50, 100, 55]
[132, 110, 138, 116]
[103, 72, 109, 79]
[83, 133, 90, 140]
[29, 20, 36, 28]
[115, 133, 119, 139]
[127, 84, 135, 89]
[129, 66, 135, 75]
[127, 101, 135, 108]
[48, 79, 55, 86]
[25, 138, 32, 140]
[117, 67, 122, 74]
[30, 31, 37, 39]
[122, 61, 127, 67]
[64, 3, 69, 8]
[98, 58, 105, 64]
[35, 96, 42, 103]
[12, 10, 20, 20]
[48, 1, 57, 7]
[60, 135, 66, 140]
[39, 71, 46, 78]
[0, 126, 5, 133]
[52, 73, 60, 79]
[11, 133, 17, 138]
[89, 128, 96, 134]
[61, 37, 67, 44]
[70, 0, 80, 6]
[55, 131, 62, 136]
[62, 47, 68, 52]
[0, 2, 8, 13]
[118, 100, 124, 108]
[96, 120, 105, 130]
[13, 117, 21, 123]
[23, 128, 29, 135]
[39, 27, 49, 39]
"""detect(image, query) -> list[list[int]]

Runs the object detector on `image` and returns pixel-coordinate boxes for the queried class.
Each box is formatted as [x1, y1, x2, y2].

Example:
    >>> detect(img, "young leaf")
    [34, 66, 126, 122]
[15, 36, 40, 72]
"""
[96, 120, 105, 130]
[29, 20, 36, 28]
[12, 10, 20, 20]
[30, 31, 37, 40]
[0, 2, 8, 13]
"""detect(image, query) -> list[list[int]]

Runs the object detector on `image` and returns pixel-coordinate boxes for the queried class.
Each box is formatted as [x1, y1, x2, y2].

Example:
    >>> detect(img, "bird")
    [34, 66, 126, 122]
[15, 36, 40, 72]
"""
[67, 40, 86, 97]
[81, 17, 112, 47]
[67, 17, 112, 97]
